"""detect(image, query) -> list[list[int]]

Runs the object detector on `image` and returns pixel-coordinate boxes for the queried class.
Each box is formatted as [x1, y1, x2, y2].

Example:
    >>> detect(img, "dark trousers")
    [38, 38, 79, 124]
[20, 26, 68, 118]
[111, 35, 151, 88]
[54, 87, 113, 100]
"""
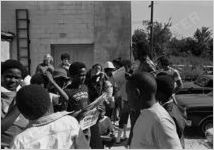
[127, 110, 140, 146]
[119, 100, 130, 128]
[90, 122, 104, 149]
[164, 101, 186, 148]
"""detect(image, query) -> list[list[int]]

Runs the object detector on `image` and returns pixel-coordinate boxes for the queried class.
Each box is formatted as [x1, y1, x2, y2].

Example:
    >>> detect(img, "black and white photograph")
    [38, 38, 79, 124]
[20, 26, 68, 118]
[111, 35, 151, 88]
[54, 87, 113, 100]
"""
[1, 0, 213, 149]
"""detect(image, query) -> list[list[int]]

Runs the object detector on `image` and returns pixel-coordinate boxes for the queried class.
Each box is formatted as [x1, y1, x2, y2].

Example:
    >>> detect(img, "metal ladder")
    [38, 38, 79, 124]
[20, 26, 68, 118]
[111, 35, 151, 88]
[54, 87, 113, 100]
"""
[16, 9, 31, 74]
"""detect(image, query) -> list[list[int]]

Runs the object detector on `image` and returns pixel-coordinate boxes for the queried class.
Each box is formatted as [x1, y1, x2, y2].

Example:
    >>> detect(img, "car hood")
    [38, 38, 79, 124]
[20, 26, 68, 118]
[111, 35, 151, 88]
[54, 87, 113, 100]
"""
[183, 82, 201, 89]
[176, 94, 213, 108]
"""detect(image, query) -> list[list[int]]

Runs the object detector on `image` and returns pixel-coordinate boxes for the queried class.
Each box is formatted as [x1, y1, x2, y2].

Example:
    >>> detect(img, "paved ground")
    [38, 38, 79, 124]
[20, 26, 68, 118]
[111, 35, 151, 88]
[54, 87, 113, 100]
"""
[109, 119, 213, 149]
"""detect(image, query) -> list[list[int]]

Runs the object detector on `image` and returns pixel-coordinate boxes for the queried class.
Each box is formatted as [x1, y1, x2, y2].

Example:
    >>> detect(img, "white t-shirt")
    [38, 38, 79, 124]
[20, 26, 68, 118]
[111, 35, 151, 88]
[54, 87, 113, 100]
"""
[130, 102, 182, 149]
[112, 67, 127, 100]
[10, 112, 89, 149]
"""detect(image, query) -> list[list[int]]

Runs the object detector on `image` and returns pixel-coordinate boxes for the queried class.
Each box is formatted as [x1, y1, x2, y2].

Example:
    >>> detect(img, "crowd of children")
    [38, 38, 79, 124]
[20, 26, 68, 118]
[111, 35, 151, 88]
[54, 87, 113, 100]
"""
[1, 44, 187, 149]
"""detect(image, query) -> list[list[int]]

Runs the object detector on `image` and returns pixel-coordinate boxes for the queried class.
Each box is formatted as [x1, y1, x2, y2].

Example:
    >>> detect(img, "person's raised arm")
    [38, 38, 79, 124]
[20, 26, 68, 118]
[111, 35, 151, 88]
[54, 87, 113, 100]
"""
[46, 71, 69, 101]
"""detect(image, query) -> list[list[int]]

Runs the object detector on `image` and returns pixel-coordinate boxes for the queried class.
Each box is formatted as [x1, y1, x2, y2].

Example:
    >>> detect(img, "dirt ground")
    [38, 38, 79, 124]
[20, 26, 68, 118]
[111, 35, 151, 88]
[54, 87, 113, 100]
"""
[110, 120, 213, 149]
[184, 127, 212, 149]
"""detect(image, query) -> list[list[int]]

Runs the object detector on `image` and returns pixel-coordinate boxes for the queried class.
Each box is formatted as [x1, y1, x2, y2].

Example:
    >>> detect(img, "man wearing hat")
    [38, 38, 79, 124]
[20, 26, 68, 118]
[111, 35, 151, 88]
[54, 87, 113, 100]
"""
[103, 61, 118, 119]
[104, 61, 116, 78]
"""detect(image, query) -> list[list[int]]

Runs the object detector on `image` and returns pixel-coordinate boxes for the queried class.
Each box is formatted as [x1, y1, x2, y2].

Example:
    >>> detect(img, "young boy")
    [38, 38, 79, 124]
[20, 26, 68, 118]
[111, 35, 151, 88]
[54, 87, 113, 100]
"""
[98, 106, 116, 148]
[63, 62, 89, 112]
[156, 74, 187, 148]
[157, 56, 183, 93]
[62, 62, 93, 145]
[128, 72, 182, 149]
[10, 85, 89, 149]
[1, 59, 29, 148]
[59, 53, 71, 75]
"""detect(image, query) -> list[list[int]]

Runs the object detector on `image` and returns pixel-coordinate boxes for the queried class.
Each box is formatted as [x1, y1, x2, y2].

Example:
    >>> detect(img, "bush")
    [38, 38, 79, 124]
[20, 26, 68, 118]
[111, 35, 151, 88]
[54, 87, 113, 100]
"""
[169, 56, 212, 81]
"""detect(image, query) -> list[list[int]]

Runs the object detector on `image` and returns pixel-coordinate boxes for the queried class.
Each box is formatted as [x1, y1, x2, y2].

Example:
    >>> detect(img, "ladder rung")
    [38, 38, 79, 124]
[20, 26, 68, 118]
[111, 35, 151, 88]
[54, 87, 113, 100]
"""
[20, 56, 29, 59]
[17, 19, 28, 21]
[18, 37, 28, 39]
[20, 47, 28, 49]
[18, 28, 28, 30]
[17, 9, 27, 11]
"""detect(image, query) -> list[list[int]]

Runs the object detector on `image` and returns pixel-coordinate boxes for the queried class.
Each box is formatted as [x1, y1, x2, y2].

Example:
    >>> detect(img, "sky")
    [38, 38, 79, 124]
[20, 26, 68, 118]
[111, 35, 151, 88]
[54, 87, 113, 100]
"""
[131, 1, 213, 38]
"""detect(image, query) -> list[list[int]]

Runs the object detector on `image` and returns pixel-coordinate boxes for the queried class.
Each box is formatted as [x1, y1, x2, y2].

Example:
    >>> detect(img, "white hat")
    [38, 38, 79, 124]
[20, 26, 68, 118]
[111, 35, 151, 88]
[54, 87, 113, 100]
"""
[104, 61, 115, 69]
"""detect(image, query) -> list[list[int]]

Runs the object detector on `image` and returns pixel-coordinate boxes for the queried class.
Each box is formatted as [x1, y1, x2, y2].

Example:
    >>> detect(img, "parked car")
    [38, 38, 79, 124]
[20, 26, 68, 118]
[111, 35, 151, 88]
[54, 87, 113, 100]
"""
[205, 128, 213, 145]
[177, 74, 213, 94]
[203, 65, 213, 75]
[176, 91, 213, 134]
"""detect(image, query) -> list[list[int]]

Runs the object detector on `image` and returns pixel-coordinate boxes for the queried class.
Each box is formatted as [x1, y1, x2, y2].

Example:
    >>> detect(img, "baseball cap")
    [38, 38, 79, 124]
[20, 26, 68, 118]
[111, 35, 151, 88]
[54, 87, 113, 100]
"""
[104, 61, 115, 69]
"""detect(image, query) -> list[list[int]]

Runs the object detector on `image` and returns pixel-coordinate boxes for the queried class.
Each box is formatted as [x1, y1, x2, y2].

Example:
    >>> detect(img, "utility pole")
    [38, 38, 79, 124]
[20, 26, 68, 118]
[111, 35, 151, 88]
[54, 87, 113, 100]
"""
[149, 1, 154, 59]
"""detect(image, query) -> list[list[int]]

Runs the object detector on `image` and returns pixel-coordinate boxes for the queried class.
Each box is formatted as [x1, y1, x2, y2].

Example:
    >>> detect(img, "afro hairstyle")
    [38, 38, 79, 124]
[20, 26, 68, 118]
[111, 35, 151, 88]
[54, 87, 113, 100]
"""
[61, 53, 70, 61]
[156, 74, 174, 102]
[92, 63, 102, 70]
[1, 59, 25, 78]
[16, 84, 51, 120]
[158, 56, 170, 66]
[69, 62, 86, 76]
[30, 73, 47, 85]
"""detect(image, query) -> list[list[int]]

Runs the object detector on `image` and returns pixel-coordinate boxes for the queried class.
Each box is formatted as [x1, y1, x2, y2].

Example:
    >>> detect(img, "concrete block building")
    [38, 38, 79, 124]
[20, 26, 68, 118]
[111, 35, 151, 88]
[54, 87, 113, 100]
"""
[1, 1, 131, 74]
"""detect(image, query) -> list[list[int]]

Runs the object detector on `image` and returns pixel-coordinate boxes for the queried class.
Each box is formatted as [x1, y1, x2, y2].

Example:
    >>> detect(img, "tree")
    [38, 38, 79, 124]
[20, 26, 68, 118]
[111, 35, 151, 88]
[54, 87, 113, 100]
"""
[132, 22, 213, 61]
[167, 27, 213, 60]
[192, 27, 212, 57]
[132, 29, 150, 59]
[132, 29, 148, 44]
[132, 20, 172, 59]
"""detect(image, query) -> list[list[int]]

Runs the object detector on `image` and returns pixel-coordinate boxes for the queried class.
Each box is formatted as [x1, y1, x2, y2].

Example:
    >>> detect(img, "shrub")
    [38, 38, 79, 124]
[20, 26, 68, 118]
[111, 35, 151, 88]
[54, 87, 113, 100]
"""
[169, 56, 212, 81]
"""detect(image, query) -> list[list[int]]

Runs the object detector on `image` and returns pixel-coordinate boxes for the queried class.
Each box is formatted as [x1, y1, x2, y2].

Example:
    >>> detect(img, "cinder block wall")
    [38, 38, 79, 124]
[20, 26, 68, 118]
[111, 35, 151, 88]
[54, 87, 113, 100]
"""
[1, 1, 131, 74]
[94, 1, 131, 66]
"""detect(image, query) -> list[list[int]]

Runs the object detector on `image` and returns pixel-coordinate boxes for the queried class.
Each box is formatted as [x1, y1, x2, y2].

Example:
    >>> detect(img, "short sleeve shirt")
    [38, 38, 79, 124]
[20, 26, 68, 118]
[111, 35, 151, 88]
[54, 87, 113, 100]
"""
[10, 112, 90, 149]
[137, 56, 156, 74]
[64, 84, 89, 112]
[130, 103, 182, 149]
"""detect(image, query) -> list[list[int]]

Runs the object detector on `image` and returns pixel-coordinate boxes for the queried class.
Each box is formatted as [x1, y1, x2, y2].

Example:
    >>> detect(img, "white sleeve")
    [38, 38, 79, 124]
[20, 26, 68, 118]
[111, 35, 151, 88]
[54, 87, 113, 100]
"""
[49, 93, 60, 105]
[154, 118, 182, 149]
[10, 137, 23, 149]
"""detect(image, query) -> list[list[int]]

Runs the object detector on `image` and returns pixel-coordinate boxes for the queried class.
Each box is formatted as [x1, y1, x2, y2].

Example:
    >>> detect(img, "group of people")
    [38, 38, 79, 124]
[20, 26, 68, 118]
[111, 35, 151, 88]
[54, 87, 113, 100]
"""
[1, 41, 187, 149]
